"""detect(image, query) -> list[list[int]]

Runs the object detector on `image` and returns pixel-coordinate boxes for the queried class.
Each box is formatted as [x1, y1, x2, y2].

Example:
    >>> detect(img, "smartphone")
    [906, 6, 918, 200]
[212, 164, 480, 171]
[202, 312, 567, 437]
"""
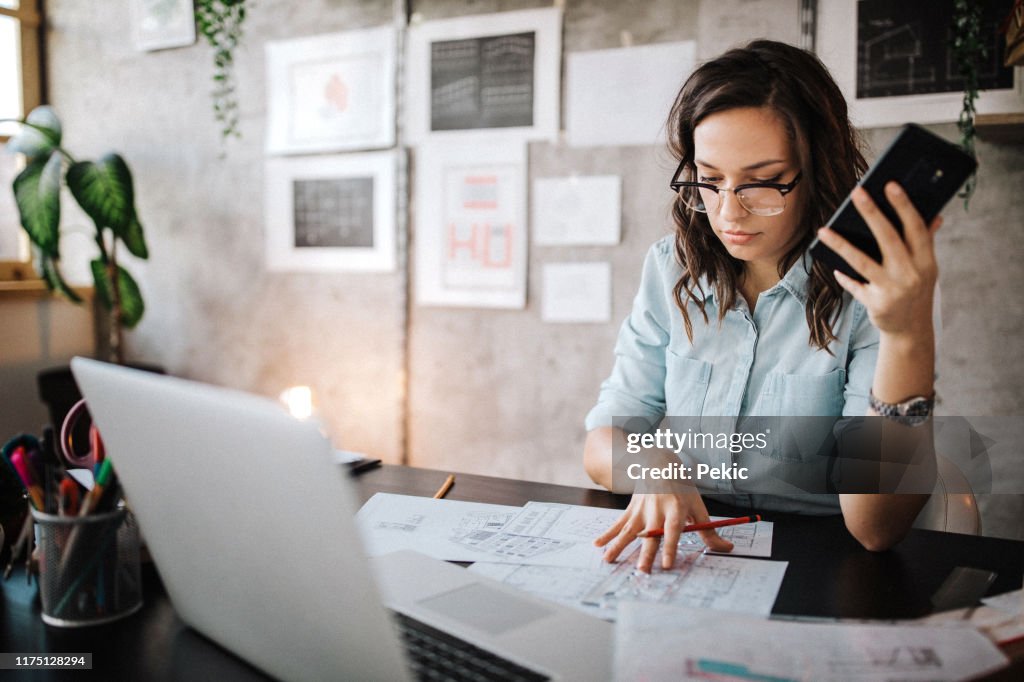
[809, 123, 977, 282]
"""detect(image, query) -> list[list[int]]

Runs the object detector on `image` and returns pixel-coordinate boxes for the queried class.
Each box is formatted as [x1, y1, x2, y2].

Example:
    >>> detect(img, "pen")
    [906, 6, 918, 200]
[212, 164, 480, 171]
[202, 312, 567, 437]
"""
[637, 514, 762, 538]
[59, 477, 81, 516]
[10, 447, 45, 510]
[433, 474, 455, 500]
[79, 459, 114, 517]
[348, 458, 382, 475]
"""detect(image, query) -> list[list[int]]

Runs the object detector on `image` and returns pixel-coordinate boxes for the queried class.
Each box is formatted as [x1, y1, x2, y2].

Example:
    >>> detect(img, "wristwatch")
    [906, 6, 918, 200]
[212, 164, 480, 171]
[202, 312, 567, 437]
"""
[868, 390, 935, 426]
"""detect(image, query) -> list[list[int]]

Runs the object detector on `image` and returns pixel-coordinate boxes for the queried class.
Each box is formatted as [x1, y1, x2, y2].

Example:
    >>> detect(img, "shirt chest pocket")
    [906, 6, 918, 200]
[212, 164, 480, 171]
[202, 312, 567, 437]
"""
[763, 368, 847, 417]
[665, 352, 712, 416]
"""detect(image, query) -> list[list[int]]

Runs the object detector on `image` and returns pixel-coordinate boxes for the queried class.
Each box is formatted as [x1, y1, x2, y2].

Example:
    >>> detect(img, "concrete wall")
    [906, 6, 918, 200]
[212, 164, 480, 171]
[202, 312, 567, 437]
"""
[36, 0, 1023, 535]
[0, 294, 95, 440]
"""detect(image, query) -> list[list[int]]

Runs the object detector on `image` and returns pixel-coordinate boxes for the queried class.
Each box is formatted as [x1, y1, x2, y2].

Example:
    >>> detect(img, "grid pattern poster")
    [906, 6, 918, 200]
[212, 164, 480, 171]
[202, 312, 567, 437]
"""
[430, 32, 535, 131]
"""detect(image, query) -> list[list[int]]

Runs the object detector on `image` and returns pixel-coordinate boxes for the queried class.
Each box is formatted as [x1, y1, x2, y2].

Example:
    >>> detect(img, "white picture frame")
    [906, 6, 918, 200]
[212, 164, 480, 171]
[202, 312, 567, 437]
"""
[265, 26, 397, 154]
[414, 140, 527, 309]
[405, 7, 562, 144]
[264, 151, 397, 272]
[131, 0, 197, 52]
[816, 2, 1023, 128]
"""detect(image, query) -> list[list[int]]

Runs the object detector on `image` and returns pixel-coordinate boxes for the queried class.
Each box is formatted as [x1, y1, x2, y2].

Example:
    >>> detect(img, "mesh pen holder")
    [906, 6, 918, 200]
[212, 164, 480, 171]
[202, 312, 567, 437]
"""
[31, 507, 143, 627]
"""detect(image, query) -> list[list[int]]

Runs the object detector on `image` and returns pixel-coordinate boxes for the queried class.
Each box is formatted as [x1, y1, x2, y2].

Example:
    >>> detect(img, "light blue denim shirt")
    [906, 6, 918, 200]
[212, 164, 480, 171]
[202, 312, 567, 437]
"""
[586, 236, 880, 514]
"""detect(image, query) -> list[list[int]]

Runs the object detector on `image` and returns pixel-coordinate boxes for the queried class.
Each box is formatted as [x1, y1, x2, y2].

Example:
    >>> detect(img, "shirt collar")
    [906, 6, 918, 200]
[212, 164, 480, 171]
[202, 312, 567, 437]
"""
[693, 250, 812, 307]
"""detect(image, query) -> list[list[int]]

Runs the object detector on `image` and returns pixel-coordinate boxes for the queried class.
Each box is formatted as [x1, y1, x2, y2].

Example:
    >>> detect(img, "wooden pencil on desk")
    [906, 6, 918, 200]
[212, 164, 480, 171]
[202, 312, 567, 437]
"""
[433, 474, 455, 499]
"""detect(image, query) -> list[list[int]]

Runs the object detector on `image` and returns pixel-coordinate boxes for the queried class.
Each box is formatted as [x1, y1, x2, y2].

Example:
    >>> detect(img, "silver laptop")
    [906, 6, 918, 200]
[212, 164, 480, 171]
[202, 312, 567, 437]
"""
[71, 357, 611, 682]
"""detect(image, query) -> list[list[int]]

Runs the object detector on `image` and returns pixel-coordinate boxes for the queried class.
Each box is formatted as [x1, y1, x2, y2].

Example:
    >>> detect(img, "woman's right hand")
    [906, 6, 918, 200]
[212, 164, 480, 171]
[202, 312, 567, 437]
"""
[594, 492, 734, 573]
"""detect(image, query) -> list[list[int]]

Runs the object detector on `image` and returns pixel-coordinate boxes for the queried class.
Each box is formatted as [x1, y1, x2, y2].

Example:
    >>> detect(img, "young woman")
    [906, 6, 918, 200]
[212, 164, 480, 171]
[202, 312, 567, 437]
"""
[583, 40, 940, 572]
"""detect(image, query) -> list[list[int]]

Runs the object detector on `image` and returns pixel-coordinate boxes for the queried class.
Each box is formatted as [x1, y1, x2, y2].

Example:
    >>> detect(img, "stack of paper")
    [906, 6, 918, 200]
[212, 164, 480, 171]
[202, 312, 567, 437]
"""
[614, 602, 1009, 682]
[356, 494, 787, 621]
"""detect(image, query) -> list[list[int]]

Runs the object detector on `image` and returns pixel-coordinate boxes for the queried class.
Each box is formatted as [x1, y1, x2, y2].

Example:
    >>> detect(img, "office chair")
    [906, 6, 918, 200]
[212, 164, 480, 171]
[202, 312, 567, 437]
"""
[912, 453, 981, 535]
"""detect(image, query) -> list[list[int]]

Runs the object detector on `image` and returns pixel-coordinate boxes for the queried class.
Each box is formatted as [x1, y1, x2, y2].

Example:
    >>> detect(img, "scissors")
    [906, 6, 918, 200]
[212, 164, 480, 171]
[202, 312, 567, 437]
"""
[60, 398, 105, 469]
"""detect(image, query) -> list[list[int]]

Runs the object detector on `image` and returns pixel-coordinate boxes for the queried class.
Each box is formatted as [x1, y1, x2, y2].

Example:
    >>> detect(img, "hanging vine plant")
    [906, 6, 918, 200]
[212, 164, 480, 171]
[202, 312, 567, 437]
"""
[950, 0, 986, 209]
[195, 0, 249, 141]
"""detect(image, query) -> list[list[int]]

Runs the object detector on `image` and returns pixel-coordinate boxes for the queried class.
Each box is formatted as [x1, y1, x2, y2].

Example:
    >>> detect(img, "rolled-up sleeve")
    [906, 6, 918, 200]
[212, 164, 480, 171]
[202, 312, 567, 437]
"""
[585, 240, 675, 431]
[842, 301, 879, 417]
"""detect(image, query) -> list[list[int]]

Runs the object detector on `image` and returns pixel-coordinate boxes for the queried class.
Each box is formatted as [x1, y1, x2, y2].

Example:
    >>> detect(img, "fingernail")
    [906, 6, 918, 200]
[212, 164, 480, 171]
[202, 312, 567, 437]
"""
[887, 182, 903, 195]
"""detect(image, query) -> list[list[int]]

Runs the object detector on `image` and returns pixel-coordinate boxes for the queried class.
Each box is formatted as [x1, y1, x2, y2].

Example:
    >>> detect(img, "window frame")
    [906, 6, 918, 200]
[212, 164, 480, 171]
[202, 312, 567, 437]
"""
[0, 0, 45, 284]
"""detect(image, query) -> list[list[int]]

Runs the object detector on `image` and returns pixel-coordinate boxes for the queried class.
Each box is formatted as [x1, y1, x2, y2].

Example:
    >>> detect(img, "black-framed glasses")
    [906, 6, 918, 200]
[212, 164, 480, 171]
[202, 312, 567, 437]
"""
[669, 160, 802, 217]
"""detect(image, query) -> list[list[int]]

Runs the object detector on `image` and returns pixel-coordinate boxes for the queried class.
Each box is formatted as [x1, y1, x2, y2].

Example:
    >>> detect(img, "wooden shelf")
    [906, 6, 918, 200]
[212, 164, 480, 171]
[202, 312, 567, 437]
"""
[0, 279, 92, 301]
[976, 113, 1024, 144]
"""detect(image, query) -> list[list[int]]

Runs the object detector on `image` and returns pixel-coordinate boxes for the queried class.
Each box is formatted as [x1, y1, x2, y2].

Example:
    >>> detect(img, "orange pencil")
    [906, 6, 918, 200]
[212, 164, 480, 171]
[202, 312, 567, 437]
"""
[637, 514, 762, 538]
[433, 474, 455, 500]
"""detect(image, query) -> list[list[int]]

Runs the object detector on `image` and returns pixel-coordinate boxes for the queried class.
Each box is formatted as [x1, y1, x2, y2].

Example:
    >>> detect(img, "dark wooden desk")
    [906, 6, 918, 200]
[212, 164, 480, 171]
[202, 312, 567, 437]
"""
[2, 465, 1022, 681]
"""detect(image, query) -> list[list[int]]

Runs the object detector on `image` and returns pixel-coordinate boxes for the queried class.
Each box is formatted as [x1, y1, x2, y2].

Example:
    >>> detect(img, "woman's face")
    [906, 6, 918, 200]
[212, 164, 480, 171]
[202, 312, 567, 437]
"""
[691, 106, 804, 271]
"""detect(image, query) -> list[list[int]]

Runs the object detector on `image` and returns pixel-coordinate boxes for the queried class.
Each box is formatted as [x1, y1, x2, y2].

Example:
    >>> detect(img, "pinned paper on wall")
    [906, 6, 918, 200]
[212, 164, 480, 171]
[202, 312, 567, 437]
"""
[566, 41, 696, 147]
[542, 262, 611, 324]
[405, 7, 562, 143]
[532, 176, 621, 246]
[415, 140, 528, 309]
[265, 26, 396, 154]
[131, 0, 196, 52]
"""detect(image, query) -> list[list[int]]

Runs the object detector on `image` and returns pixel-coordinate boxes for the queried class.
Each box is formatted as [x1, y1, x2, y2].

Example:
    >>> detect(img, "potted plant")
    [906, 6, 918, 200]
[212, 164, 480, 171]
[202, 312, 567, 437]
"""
[3, 105, 148, 364]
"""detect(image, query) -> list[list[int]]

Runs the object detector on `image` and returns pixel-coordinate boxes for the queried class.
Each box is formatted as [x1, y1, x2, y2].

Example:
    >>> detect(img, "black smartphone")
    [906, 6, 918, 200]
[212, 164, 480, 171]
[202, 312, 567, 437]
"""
[809, 123, 977, 282]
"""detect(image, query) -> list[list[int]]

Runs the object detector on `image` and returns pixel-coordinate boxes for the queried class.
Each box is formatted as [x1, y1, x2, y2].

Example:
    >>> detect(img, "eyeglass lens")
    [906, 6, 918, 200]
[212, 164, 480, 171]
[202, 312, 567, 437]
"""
[679, 185, 787, 217]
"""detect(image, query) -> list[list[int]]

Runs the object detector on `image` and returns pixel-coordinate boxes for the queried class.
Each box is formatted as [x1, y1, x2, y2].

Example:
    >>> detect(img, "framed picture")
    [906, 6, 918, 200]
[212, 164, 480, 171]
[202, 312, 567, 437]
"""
[414, 139, 527, 309]
[405, 7, 562, 143]
[264, 151, 397, 272]
[131, 0, 197, 52]
[265, 26, 396, 154]
[815, 1, 1023, 128]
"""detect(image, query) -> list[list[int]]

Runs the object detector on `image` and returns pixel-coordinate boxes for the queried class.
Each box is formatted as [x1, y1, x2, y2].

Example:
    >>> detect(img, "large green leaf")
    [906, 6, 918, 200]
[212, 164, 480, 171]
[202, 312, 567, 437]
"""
[42, 257, 83, 304]
[12, 151, 63, 257]
[6, 106, 62, 161]
[67, 154, 135, 233]
[90, 260, 145, 328]
[121, 212, 149, 259]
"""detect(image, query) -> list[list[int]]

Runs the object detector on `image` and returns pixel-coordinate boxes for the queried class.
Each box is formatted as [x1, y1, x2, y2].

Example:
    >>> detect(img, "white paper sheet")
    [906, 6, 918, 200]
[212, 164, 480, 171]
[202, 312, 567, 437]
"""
[542, 262, 612, 323]
[566, 41, 696, 147]
[469, 562, 617, 620]
[414, 140, 528, 308]
[532, 175, 621, 245]
[615, 602, 1009, 682]
[584, 549, 787, 617]
[702, 517, 774, 558]
[356, 493, 521, 561]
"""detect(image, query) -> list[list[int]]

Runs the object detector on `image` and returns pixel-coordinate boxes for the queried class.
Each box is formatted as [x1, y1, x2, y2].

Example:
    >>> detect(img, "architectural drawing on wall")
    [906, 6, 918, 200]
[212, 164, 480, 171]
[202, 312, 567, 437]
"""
[265, 26, 396, 154]
[415, 140, 527, 309]
[131, 0, 196, 52]
[405, 7, 562, 142]
[264, 151, 397, 272]
[856, 0, 1013, 99]
[431, 32, 535, 131]
[816, 2, 1024, 127]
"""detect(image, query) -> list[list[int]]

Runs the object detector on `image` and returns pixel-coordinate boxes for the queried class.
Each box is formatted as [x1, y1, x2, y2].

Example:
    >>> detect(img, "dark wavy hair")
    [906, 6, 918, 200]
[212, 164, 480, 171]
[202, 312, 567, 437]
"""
[667, 39, 867, 351]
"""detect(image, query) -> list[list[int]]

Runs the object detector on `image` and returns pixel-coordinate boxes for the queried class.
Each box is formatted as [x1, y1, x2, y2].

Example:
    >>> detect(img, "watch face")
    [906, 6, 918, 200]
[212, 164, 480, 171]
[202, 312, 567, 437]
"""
[902, 398, 933, 417]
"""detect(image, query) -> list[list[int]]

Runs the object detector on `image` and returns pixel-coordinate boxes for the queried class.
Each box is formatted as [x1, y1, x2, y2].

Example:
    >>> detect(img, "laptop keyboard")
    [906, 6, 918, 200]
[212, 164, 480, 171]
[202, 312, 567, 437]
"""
[393, 611, 550, 681]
